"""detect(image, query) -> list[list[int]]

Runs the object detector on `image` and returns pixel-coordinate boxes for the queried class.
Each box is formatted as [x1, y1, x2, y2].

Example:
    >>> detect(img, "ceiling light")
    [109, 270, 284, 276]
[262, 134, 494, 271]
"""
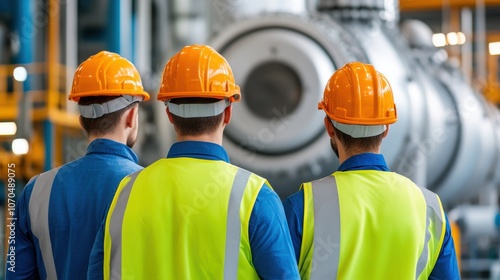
[12, 138, 29, 155]
[457, 32, 466, 45]
[432, 33, 446, 47]
[446, 32, 459, 46]
[13, 66, 27, 82]
[489, 42, 500, 55]
[0, 122, 17, 136]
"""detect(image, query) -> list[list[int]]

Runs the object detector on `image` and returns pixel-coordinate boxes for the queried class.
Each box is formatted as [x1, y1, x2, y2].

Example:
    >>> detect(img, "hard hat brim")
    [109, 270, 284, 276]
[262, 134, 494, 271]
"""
[157, 90, 241, 103]
[69, 90, 150, 102]
[318, 101, 397, 125]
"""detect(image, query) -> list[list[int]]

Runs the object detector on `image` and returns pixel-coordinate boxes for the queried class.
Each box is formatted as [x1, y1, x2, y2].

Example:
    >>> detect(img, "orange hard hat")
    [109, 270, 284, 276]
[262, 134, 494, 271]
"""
[69, 51, 150, 102]
[157, 45, 241, 102]
[318, 62, 397, 126]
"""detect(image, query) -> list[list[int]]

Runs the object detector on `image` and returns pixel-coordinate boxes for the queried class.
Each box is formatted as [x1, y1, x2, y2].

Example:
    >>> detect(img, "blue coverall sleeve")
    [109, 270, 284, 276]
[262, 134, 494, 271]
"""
[248, 184, 300, 280]
[5, 182, 41, 280]
[429, 214, 461, 280]
[283, 194, 303, 263]
[87, 212, 106, 279]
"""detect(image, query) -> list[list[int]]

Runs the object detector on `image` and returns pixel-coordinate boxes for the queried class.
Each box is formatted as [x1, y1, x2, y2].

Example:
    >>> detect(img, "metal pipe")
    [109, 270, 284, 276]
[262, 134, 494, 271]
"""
[441, 0, 450, 34]
[475, 0, 487, 84]
[65, 0, 78, 113]
[12, 0, 34, 160]
[48, 0, 60, 108]
[123, 0, 133, 61]
[135, 0, 151, 72]
[449, 205, 499, 239]
[46, 0, 61, 170]
[108, 0, 133, 60]
[154, 0, 174, 65]
[13, 0, 33, 67]
[171, 0, 208, 48]
[461, 7, 473, 83]
[44, 120, 53, 171]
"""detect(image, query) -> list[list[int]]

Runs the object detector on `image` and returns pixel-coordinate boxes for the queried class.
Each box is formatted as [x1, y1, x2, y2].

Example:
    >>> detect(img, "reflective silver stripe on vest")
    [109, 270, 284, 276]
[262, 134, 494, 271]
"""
[29, 168, 60, 280]
[107, 168, 252, 280]
[310, 176, 340, 280]
[415, 188, 444, 279]
[224, 168, 252, 280]
[109, 171, 141, 280]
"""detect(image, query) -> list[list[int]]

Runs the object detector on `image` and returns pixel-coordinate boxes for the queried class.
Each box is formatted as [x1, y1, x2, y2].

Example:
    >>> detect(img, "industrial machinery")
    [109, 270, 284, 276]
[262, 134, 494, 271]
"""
[1, 0, 500, 278]
[206, 0, 500, 208]
[205, 1, 500, 277]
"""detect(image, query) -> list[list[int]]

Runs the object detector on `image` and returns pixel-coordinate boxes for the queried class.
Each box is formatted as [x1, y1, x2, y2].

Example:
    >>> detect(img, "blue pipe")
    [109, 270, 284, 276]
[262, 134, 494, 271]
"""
[107, 0, 121, 54]
[131, 7, 136, 63]
[13, 0, 33, 91]
[43, 120, 53, 171]
[107, 0, 133, 61]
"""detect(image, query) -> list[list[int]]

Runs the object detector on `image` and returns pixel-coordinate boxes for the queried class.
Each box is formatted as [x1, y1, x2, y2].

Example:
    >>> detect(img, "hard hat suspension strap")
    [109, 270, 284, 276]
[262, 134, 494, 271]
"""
[79, 95, 142, 119]
[166, 99, 230, 118]
[331, 119, 387, 138]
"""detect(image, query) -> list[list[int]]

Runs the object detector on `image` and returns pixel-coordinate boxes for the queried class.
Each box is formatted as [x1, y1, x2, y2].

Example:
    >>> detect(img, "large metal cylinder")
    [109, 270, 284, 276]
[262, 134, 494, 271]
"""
[208, 2, 500, 205]
[208, 0, 308, 33]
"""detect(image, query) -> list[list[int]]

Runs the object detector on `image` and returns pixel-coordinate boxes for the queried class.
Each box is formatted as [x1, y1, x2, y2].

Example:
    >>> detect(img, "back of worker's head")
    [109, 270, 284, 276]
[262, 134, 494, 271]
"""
[69, 51, 149, 138]
[157, 44, 241, 136]
[76, 96, 137, 136]
[318, 62, 397, 153]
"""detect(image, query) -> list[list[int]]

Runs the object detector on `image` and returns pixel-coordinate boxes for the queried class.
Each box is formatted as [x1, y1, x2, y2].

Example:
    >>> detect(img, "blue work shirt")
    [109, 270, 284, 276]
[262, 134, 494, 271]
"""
[6, 139, 142, 280]
[88, 140, 300, 280]
[283, 153, 460, 279]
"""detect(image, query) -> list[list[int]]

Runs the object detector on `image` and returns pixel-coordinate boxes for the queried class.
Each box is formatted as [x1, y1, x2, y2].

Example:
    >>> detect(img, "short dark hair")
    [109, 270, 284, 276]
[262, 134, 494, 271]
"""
[79, 96, 137, 136]
[333, 125, 384, 154]
[169, 98, 224, 136]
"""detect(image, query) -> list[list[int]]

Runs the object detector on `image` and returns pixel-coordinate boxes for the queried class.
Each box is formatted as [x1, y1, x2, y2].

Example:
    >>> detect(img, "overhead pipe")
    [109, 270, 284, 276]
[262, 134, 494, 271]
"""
[65, 0, 78, 114]
[108, 0, 133, 60]
[13, 0, 34, 162]
[135, 0, 151, 72]
[475, 0, 487, 85]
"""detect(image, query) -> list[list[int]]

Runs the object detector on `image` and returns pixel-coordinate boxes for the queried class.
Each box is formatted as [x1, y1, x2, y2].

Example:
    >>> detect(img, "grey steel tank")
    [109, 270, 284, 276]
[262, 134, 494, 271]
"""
[208, 0, 500, 207]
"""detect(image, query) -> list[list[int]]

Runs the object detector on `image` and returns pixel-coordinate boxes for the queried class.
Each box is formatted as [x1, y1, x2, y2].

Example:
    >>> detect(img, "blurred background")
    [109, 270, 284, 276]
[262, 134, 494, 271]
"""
[0, 0, 500, 278]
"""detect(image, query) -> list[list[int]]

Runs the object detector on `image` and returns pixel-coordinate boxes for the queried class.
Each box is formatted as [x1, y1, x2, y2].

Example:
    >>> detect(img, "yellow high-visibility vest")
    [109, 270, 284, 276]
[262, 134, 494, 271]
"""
[299, 171, 446, 280]
[103, 157, 266, 279]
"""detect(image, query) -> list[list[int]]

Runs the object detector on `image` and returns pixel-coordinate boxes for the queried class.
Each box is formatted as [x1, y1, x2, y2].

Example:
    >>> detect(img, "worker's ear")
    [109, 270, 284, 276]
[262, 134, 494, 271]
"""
[324, 117, 335, 138]
[125, 104, 138, 128]
[223, 105, 232, 125]
[166, 107, 174, 124]
[382, 125, 390, 138]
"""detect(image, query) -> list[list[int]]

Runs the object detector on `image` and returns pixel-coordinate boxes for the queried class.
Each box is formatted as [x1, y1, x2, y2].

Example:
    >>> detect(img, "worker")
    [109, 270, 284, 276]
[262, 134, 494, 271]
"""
[283, 62, 460, 279]
[6, 51, 149, 279]
[87, 44, 300, 279]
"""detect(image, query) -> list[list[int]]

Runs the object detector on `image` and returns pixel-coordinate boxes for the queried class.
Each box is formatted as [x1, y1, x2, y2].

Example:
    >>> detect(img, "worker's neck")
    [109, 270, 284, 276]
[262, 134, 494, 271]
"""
[88, 133, 126, 145]
[177, 133, 223, 146]
[339, 147, 381, 164]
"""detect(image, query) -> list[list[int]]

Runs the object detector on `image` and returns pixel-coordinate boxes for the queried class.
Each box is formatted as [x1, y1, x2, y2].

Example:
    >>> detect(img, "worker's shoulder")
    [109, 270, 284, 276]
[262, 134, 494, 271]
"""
[20, 165, 64, 200]
[390, 171, 442, 197]
[231, 164, 269, 183]
[388, 171, 417, 183]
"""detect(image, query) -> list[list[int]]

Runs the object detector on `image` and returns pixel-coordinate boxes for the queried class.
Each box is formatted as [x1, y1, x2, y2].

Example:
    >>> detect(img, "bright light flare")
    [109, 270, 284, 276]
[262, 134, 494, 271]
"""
[12, 138, 29, 155]
[447, 32, 459, 45]
[489, 42, 500, 55]
[0, 122, 17, 136]
[13, 66, 28, 82]
[432, 33, 447, 47]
